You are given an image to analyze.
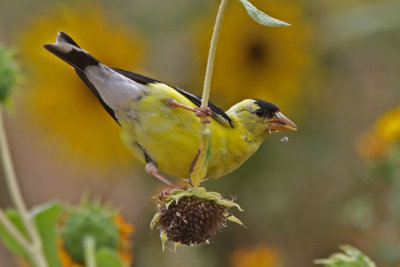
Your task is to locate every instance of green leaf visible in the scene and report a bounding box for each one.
[31,202,62,267]
[160,231,168,252]
[0,209,31,263]
[96,248,123,267]
[225,214,245,227]
[189,128,212,187]
[0,45,19,104]
[150,212,160,230]
[236,0,290,27]
[315,245,376,267]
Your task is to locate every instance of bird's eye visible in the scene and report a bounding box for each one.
[255,109,264,117]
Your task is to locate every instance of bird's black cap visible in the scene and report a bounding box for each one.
[253,99,279,118]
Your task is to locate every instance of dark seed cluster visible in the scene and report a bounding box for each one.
[158,196,227,245]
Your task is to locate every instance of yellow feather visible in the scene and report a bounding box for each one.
[43,32,296,183]
[119,83,263,179]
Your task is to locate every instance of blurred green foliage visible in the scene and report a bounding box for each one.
[32,202,62,267]
[0,209,31,263]
[0,202,61,267]
[0,45,19,104]
[0,200,131,267]
[315,245,376,267]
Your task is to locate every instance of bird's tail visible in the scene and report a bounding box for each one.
[43,32,121,124]
[43,31,100,72]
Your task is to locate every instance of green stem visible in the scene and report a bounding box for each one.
[84,236,97,267]
[189,0,229,186]
[0,110,48,267]
[0,208,32,250]
[200,0,230,111]
[191,0,229,186]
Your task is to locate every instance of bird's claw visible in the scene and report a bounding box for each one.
[195,107,212,122]
[166,98,212,123]
[200,118,211,124]
[160,184,188,198]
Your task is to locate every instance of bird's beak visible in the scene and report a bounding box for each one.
[268,112,297,131]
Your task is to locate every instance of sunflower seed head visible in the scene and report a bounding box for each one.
[151,186,244,247]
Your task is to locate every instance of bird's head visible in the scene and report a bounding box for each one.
[227,99,297,142]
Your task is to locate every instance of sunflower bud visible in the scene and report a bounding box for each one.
[59,201,134,266]
[151,187,243,249]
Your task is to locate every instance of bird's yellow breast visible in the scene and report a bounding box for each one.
[119,83,261,179]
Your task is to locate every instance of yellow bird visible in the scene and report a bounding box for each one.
[43,32,297,187]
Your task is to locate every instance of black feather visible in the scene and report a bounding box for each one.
[43,32,118,124]
[44,32,234,128]
[253,99,279,118]
[56,31,81,47]
[43,43,100,73]
[75,69,119,124]
[111,68,234,128]
[134,141,153,164]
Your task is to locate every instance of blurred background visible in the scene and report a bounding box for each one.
[1,0,400,266]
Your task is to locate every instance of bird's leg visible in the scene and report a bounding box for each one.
[145,162,188,197]
[166,98,211,123]
[145,162,175,187]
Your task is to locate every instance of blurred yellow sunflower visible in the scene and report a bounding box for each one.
[375,105,400,142]
[231,245,283,267]
[357,105,400,159]
[196,0,314,111]
[16,2,146,167]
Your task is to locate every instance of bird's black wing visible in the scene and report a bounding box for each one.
[111,68,234,128]
[44,32,119,124]
[75,69,120,124]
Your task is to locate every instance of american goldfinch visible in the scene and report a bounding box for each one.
[43,32,297,186]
